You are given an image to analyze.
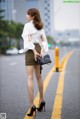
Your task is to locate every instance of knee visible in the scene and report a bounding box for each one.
[27,75,33,80]
[36,75,41,80]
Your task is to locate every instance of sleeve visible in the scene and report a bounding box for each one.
[21,24,35,52]
[40,29,49,52]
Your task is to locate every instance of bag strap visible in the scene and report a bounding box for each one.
[40,65,43,74]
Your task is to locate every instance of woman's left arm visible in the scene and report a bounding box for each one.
[40,29,49,56]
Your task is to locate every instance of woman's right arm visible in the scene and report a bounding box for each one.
[21,24,40,60]
[21,24,35,52]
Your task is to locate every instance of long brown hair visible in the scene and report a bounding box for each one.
[27,8,43,30]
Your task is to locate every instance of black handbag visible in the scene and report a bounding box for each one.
[37,54,51,65]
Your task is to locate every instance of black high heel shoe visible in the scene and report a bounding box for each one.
[37,100,46,112]
[27,105,36,116]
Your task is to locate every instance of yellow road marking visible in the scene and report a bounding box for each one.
[51,50,74,119]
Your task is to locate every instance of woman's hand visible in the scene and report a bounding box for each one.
[33,49,41,61]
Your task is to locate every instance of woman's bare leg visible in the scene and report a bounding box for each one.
[26,66,34,107]
[34,65,43,103]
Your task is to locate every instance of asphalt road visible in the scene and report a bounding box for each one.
[0,47,80,119]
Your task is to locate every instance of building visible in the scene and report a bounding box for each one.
[0,0,16,21]
[53,29,80,43]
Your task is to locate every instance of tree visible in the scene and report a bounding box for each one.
[0,20,9,54]
[47,36,56,45]
[14,22,24,49]
[0,19,24,54]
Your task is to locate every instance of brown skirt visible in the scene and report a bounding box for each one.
[25,44,41,65]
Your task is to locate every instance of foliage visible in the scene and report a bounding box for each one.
[0,19,24,54]
[47,36,56,45]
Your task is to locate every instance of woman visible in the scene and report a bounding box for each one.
[22,8,48,116]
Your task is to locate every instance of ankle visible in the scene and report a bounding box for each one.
[39,99,44,104]
[30,104,34,108]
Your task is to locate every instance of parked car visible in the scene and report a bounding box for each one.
[6,48,19,55]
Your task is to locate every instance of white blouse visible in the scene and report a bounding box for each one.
[21,21,48,53]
